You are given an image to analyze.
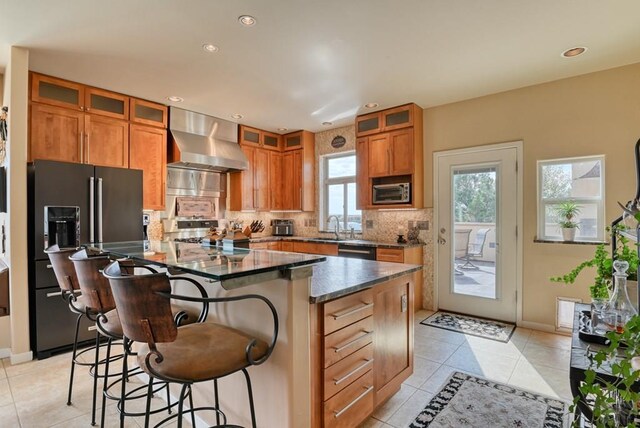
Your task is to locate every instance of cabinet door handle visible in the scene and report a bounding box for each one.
[86,133,90,163]
[334,385,374,418]
[331,302,373,320]
[333,330,373,353]
[79,132,84,162]
[334,358,373,385]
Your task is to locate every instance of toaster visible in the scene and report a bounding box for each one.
[271,219,294,236]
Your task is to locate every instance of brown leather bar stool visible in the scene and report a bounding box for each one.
[44,245,97,409]
[103,260,279,428]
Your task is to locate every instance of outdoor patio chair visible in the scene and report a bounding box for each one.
[459,228,491,270]
[454,229,472,275]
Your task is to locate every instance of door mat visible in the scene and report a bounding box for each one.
[420,311,515,342]
[409,371,569,427]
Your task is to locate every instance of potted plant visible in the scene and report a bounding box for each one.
[555,201,581,241]
[551,227,638,300]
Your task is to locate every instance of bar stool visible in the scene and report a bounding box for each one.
[44,245,97,408]
[103,260,279,428]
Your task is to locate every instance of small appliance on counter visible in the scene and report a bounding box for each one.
[272,219,294,236]
[372,182,411,205]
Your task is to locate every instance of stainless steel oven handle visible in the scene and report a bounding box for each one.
[89,177,95,243]
[97,178,103,243]
[338,249,372,255]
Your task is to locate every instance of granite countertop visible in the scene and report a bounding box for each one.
[309,256,422,303]
[249,236,424,249]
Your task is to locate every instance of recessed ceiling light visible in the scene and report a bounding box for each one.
[364,103,379,109]
[238,15,257,26]
[167,96,183,103]
[561,47,587,58]
[278,127,288,132]
[202,43,219,53]
[231,114,243,120]
[322,121,333,126]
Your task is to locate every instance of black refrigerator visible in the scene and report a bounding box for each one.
[28,159,143,358]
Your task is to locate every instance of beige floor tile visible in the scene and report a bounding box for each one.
[521,342,572,370]
[414,338,459,363]
[372,383,417,422]
[2,352,71,378]
[0,403,20,428]
[414,310,434,323]
[511,326,532,342]
[359,417,385,427]
[461,336,525,360]
[403,356,441,388]
[443,345,518,383]
[419,364,474,394]
[507,358,572,401]
[527,330,572,350]
[0,378,13,407]
[0,363,6,380]
[420,326,467,345]
[386,389,433,428]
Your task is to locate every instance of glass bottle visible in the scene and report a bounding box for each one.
[602,260,638,333]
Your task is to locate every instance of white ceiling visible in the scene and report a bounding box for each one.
[1,0,639,132]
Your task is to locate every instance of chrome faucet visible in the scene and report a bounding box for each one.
[327,215,341,240]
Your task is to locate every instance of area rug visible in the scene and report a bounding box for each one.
[409,372,569,428]
[420,311,515,342]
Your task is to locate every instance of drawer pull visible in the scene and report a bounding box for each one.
[334,385,374,418]
[331,303,373,320]
[46,264,53,269]
[333,331,373,353]
[334,358,373,385]
[46,291,63,297]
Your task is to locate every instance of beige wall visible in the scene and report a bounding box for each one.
[424,62,640,328]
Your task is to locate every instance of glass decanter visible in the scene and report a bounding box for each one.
[601,260,638,333]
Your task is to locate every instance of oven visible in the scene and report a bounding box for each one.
[372,183,410,205]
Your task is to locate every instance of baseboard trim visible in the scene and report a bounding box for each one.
[10,351,33,365]
[0,348,10,359]
[518,320,568,335]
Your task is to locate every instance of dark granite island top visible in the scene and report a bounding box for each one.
[309,256,423,303]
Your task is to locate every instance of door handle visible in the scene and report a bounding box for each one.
[97,178,103,243]
[438,227,447,245]
[89,177,95,243]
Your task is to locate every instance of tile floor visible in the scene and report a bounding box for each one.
[0,309,573,427]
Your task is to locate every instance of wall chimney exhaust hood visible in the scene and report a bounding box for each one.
[167,107,249,172]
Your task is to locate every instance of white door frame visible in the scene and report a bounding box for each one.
[433,141,524,324]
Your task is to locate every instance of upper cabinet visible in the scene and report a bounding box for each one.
[355,103,423,209]
[239,125,282,151]
[31,74,85,111]
[130,98,168,128]
[29,72,169,210]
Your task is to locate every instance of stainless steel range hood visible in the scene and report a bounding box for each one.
[167,107,248,172]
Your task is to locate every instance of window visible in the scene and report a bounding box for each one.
[537,155,605,241]
[320,152,362,232]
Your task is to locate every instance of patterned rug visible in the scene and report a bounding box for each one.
[409,372,569,428]
[420,311,515,342]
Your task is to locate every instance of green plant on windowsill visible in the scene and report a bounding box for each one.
[550,227,638,300]
[572,315,640,427]
[555,201,581,241]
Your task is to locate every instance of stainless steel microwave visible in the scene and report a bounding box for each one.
[372,183,410,204]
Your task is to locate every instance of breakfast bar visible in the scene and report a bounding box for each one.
[88,240,422,427]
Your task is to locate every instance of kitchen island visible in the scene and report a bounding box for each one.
[89,240,422,427]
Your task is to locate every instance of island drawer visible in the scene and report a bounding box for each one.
[323,288,374,334]
[376,248,404,263]
[323,369,373,428]
[324,342,373,400]
[324,316,373,368]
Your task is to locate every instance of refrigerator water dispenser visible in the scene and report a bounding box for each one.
[44,206,80,249]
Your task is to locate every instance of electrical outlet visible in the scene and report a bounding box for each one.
[366,220,374,229]
[417,221,429,230]
[408,220,414,229]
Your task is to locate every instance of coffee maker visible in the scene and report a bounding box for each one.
[44,206,80,249]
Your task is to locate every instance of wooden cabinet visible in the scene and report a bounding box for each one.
[313,275,414,427]
[31,74,84,111]
[130,98,167,128]
[376,246,424,311]
[84,115,129,168]
[355,103,423,209]
[129,125,167,210]
[270,152,284,210]
[281,241,295,252]
[29,103,84,163]
[239,126,282,151]
[292,241,338,256]
[85,87,129,120]
[229,146,270,211]
[373,276,413,406]
[232,127,314,212]
[249,241,282,251]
